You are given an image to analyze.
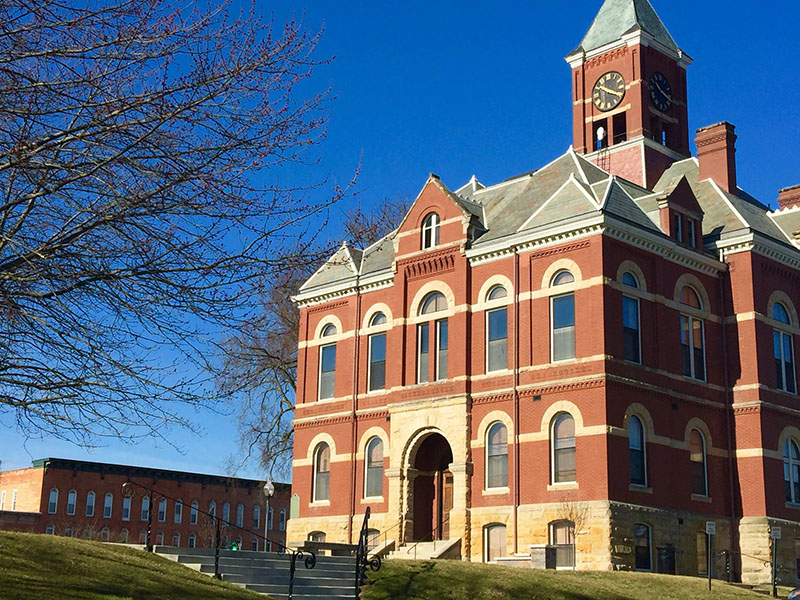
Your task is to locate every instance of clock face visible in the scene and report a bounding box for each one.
[592,72,626,112]
[649,72,673,112]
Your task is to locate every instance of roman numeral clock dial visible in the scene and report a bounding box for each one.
[592,71,625,112]
[649,71,673,112]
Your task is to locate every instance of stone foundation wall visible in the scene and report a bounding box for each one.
[739,516,800,587]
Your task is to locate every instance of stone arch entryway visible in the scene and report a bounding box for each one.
[403,430,454,542]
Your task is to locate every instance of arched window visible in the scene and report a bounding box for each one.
[139,530,146,544]
[774,303,796,393]
[366,528,381,551]
[486,286,508,372]
[313,443,331,502]
[188,533,196,548]
[629,416,646,486]
[279,509,286,531]
[158,497,167,522]
[172,532,180,547]
[253,505,261,529]
[156,531,164,545]
[634,524,652,571]
[64,526,73,538]
[119,528,129,543]
[784,439,800,504]
[308,531,326,542]
[484,524,507,563]
[103,492,113,518]
[48,488,59,514]
[174,499,182,524]
[365,437,384,498]
[421,213,440,250]
[222,502,230,524]
[689,429,708,496]
[208,500,216,520]
[680,286,705,380]
[86,491,96,518]
[418,292,448,383]
[236,503,244,528]
[101,527,110,542]
[45,523,55,535]
[551,413,576,483]
[622,272,641,363]
[122,495,131,521]
[549,520,575,568]
[67,490,77,516]
[190,501,199,525]
[486,422,508,489]
[267,507,273,530]
[551,271,576,361]
[318,324,337,400]
[368,313,387,392]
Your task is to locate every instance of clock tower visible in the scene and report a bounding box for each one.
[566,0,692,188]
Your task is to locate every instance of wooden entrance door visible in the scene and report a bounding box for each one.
[441,470,453,539]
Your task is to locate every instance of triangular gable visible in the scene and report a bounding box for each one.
[663,175,703,217]
[602,177,662,232]
[518,174,600,232]
[299,243,360,292]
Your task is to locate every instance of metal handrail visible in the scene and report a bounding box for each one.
[404,516,450,560]
[354,507,381,597]
[379,517,403,546]
[121,479,315,600]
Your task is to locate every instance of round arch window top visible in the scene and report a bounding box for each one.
[420,292,447,315]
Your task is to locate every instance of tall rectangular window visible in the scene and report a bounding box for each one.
[681,315,705,380]
[622,296,640,363]
[318,343,336,400]
[674,213,683,243]
[267,507,273,530]
[368,333,386,392]
[103,493,113,518]
[634,524,652,571]
[174,500,182,524]
[122,497,131,521]
[552,294,576,361]
[436,319,448,381]
[417,323,430,384]
[158,498,166,522]
[775,330,796,394]
[1,491,6,510]
[141,496,149,521]
[687,218,697,248]
[487,308,508,372]
[279,509,286,531]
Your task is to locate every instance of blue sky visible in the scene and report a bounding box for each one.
[2,0,798,481]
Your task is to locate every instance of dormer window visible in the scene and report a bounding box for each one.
[673,213,683,243]
[421,213,440,250]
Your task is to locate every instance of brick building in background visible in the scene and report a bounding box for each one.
[287,0,800,586]
[0,458,290,551]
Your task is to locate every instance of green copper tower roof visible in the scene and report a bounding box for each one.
[574,0,680,55]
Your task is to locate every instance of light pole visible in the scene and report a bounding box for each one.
[263,480,275,552]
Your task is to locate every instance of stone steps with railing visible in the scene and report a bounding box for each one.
[154,545,358,599]
[387,537,461,561]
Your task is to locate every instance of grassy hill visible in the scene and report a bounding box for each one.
[0,531,261,600]
[364,559,786,600]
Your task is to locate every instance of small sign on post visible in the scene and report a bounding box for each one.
[772,526,781,598]
[705,522,715,592]
[771,526,782,540]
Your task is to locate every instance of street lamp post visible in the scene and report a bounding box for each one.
[263,480,275,552]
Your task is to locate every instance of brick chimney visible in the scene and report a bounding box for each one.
[695,122,737,193]
[778,185,800,210]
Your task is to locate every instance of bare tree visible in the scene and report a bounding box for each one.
[0,0,353,444]
[218,197,410,479]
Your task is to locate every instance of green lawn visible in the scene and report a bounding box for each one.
[0,531,262,600]
[363,559,788,600]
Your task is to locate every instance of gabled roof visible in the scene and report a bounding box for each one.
[298,242,362,292]
[573,0,680,55]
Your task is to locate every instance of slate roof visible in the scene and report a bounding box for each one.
[572,0,680,55]
[299,147,798,298]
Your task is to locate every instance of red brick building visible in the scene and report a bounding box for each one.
[287,0,800,585]
[0,458,290,551]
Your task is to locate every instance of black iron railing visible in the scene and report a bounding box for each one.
[354,507,381,597]
[121,480,315,600]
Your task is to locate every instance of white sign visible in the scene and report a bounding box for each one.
[705,521,716,535]
[771,527,782,540]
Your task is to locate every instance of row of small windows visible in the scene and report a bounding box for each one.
[480,414,709,496]
[317,271,797,398]
[312,437,385,503]
[42,525,274,550]
[44,490,282,529]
